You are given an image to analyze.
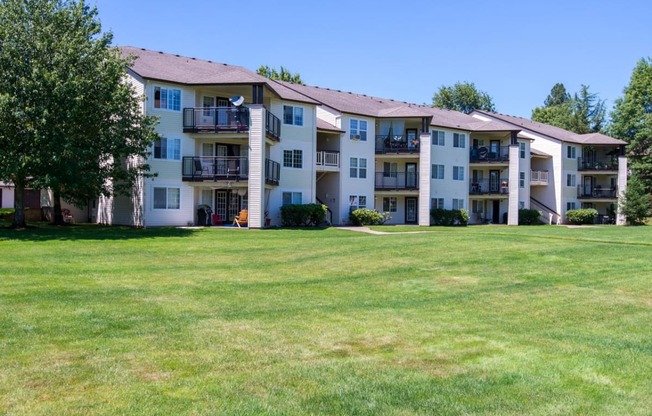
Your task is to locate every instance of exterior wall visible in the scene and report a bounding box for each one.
[429,128,470,211]
[561,142,580,218]
[616,155,627,225]
[0,184,14,209]
[522,131,562,216]
[517,140,532,210]
[316,106,341,129]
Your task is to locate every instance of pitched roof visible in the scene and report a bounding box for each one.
[317,119,344,133]
[473,110,626,145]
[119,46,318,105]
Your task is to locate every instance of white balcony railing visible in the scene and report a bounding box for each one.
[531,170,549,185]
[316,151,340,168]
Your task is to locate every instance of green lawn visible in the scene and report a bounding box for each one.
[1,224,651,415]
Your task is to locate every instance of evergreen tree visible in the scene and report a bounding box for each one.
[532,84,605,134]
[620,177,651,225]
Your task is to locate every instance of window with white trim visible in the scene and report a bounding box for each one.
[283,105,303,126]
[567,201,577,211]
[282,192,302,205]
[431,198,444,209]
[153,187,180,210]
[383,197,397,212]
[383,162,398,178]
[519,171,525,188]
[350,119,368,141]
[566,174,576,187]
[283,149,303,168]
[452,198,464,210]
[431,164,444,179]
[153,138,181,160]
[154,86,181,111]
[453,133,466,148]
[566,145,577,159]
[350,157,367,178]
[520,142,526,159]
[349,195,367,211]
[453,166,465,181]
[431,130,445,146]
[519,201,525,209]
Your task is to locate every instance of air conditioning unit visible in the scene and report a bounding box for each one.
[350,134,361,141]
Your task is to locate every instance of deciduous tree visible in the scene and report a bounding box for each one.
[532,83,605,134]
[257,65,304,84]
[432,81,495,114]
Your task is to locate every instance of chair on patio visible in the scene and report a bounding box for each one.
[62,209,74,223]
[194,159,209,178]
[233,209,248,227]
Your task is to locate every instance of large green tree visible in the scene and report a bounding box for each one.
[257,65,304,84]
[532,83,606,134]
[432,81,495,114]
[0,0,159,227]
[610,57,652,192]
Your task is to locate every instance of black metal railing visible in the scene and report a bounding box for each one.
[375,171,419,190]
[265,159,280,185]
[182,156,248,181]
[265,109,281,141]
[578,157,618,171]
[183,107,250,133]
[375,135,420,154]
[577,185,618,199]
[469,178,510,195]
[470,146,510,162]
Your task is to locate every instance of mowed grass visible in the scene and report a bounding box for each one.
[0,224,651,415]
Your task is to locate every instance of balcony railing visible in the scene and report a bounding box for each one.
[469,178,509,195]
[182,156,248,181]
[375,135,420,154]
[375,171,419,190]
[577,185,618,199]
[265,109,281,141]
[183,107,250,133]
[531,170,549,184]
[316,151,340,168]
[578,157,618,171]
[265,159,280,186]
[470,146,510,163]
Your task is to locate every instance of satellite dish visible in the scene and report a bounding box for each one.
[230,96,245,106]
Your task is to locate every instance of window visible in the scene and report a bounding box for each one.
[519,171,525,188]
[350,157,367,178]
[431,130,445,146]
[153,138,181,160]
[520,142,526,159]
[431,198,444,209]
[383,197,397,212]
[567,145,577,159]
[567,202,577,211]
[452,198,464,210]
[154,86,181,111]
[431,164,445,179]
[282,192,302,205]
[519,201,525,209]
[453,133,466,148]
[566,174,576,187]
[153,187,180,210]
[283,105,303,126]
[472,200,483,213]
[350,119,368,141]
[283,149,303,168]
[383,162,398,178]
[349,195,367,211]
[453,166,465,181]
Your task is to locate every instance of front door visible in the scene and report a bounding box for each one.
[492,200,500,224]
[490,140,501,159]
[216,97,230,127]
[405,197,417,223]
[583,176,593,197]
[489,170,500,193]
[405,163,417,189]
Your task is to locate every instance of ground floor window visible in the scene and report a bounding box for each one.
[567,201,577,211]
[349,195,367,211]
[431,198,444,209]
[282,192,302,205]
[452,198,464,210]
[383,197,397,212]
[472,200,483,213]
[153,187,180,210]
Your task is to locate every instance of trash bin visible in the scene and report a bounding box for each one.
[197,208,207,226]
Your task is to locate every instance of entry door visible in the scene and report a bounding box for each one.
[406,163,417,189]
[492,200,500,224]
[583,176,593,197]
[405,197,418,223]
[216,97,230,127]
[489,170,500,193]
[215,145,228,176]
[490,140,500,159]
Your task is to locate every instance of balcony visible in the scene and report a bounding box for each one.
[316,150,340,172]
[182,156,280,186]
[577,185,618,199]
[469,178,509,195]
[375,171,419,190]
[265,109,281,141]
[375,135,420,154]
[578,157,618,172]
[183,107,249,134]
[470,146,510,163]
[531,170,549,186]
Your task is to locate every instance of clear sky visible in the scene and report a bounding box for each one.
[91,0,650,119]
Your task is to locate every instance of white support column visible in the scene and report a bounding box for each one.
[508,144,520,225]
[418,132,431,226]
[247,105,265,229]
[616,155,628,225]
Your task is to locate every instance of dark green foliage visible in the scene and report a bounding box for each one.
[620,177,651,225]
[432,82,495,114]
[566,208,599,225]
[257,65,304,84]
[544,83,571,107]
[518,209,543,225]
[430,208,468,226]
[532,84,606,134]
[281,204,327,227]
[349,208,388,226]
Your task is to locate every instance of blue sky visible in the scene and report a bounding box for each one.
[92,0,650,119]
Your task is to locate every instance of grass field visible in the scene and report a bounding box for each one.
[1,223,651,415]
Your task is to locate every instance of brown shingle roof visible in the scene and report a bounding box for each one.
[317,119,344,133]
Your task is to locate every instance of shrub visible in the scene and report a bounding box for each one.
[566,208,598,225]
[430,208,468,226]
[281,203,327,227]
[518,209,542,225]
[620,177,651,225]
[349,208,389,226]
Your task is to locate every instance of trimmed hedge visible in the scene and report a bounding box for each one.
[430,208,468,226]
[281,203,327,227]
[349,208,390,226]
[518,209,542,225]
[566,208,598,225]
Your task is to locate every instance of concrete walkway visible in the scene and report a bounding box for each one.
[335,226,431,235]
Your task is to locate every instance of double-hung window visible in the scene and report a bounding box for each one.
[453,133,466,148]
[431,198,444,209]
[431,164,445,179]
[350,119,368,141]
[383,197,397,212]
[154,86,181,111]
[283,105,303,126]
[519,171,525,188]
[283,150,303,168]
[567,201,577,211]
[349,195,367,211]
[452,199,464,210]
[453,166,465,181]
[567,145,577,159]
[153,187,180,210]
[154,138,181,160]
[566,174,576,187]
[431,130,445,146]
[350,157,367,178]
[282,192,302,205]
[520,142,526,159]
